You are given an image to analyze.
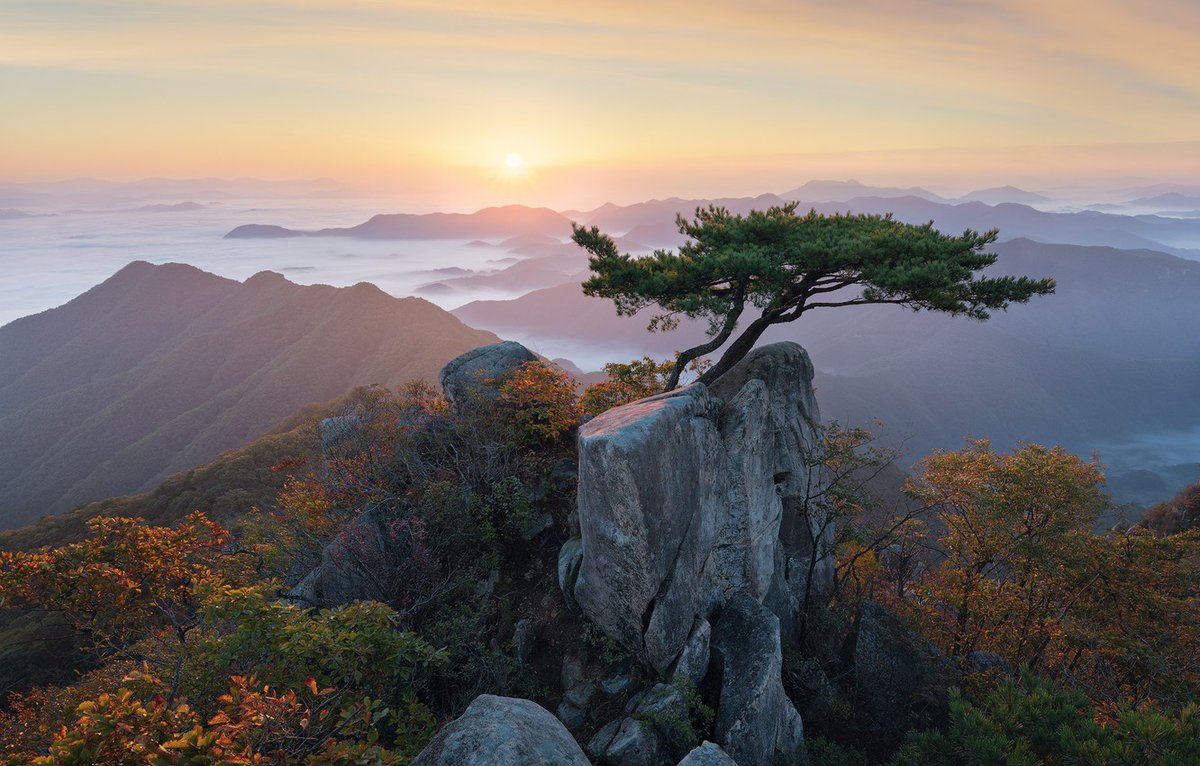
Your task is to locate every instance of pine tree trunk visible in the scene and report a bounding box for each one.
[696,314,777,386]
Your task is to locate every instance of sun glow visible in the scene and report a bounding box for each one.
[497,151,532,184]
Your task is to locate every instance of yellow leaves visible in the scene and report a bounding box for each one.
[580,357,674,416]
[0,512,236,661]
[909,439,1109,571]
[891,438,1200,709]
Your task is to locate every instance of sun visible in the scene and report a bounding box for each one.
[498,152,531,182]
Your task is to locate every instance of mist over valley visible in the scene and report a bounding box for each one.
[2,178,1198,517]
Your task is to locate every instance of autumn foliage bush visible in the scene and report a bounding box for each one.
[819,437,1200,715]
[6,360,1200,763]
[239,362,582,712]
[0,512,444,763]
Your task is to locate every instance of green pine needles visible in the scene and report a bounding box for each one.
[572,202,1056,390]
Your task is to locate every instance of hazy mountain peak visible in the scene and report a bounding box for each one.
[227,204,572,241]
[784,179,945,202]
[959,186,1051,205]
[0,262,499,528]
[244,269,289,284]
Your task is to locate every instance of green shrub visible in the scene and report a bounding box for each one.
[894,673,1200,766]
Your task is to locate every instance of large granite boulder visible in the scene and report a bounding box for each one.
[439,340,537,403]
[410,694,590,766]
[710,595,807,766]
[851,602,960,753]
[573,342,824,674]
[677,742,739,765]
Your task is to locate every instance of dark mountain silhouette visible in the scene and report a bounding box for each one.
[226,204,572,240]
[417,242,590,296]
[226,191,1200,257]
[454,238,1200,503]
[225,223,303,238]
[418,253,588,296]
[568,193,787,236]
[0,262,498,528]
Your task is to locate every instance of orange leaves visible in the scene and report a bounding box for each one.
[908,439,1108,577]
[496,361,581,443]
[7,658,419,765]
[881,439,1200,709]
[579,357,673,416]
[0,512,233,657]
[274,476,336,536]
[19,673,365,765]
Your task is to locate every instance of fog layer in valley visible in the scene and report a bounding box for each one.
[2,178,1198,515]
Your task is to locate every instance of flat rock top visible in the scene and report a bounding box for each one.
[580,384,716,440]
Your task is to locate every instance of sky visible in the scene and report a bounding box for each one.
[3,0,1199,207]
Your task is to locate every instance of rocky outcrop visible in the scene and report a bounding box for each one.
[678,742,740,765]
[851,602,960,752]
[439,340,537,402]
[710,595,806,766]
[572,342,823,674]
[410,694,590,766]
[706,343,830,641]
[558,538,584,609]
[291,341,540,607]
[288,500,391,606]
[966,649,1010,676]
[670,617,712,683]
[557,655,597,731]
[588,682,693,766]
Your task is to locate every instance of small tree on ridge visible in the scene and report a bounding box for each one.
[571,202,1056,390]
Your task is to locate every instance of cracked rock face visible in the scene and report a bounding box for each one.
[573,342,825,674]
[711,595,807,766]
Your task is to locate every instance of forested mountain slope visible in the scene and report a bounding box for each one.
[0,262,497,527]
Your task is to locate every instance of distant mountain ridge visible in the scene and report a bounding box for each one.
[957,185,1051,205]
[0,262,498,528]
[222,184,1200,258]
[782,179,948,202]
[565,194,1200,257]
[226,204,571,240]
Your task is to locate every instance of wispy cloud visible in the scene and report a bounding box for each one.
[2,0,1196,186]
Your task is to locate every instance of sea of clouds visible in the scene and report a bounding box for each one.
[0,197,542,327]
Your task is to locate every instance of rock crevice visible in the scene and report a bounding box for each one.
[573,342,826,673]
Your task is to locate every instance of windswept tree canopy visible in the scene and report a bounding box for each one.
[572,203,1056,389]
